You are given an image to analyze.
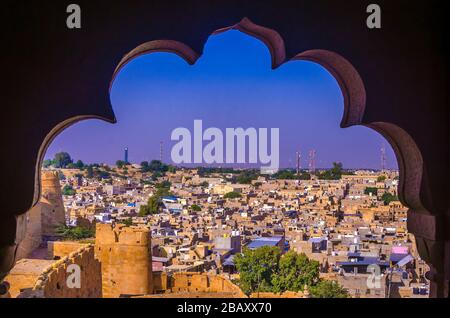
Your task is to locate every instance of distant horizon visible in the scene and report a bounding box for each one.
[46,30,398,170]
[44,152,398,172]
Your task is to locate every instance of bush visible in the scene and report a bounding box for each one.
[224,191,242,199]
[56,225,95,241]
[310,280,349,298]
[62,185,76,196]
[377,175,386,182]
[364,187,378,196]
[381,192,398,205]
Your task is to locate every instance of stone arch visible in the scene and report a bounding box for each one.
[34,115,116,208]
[106,17,423,213]
[23,17,434,296]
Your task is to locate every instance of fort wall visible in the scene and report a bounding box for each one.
[153,272,247,297]
[7,244,101,298]
[95,224,153,297]
[48,241,90,259]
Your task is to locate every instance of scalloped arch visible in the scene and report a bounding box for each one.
[35,17,425,217]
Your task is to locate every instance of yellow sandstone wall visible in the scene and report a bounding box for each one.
[48,241,89,259]
[40,171,66,237]
[15,171,67,260]
[15,203,42,260]
[95,224,153,298]
[7,244,101,298]
[160,272,247,297]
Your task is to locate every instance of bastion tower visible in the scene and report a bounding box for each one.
[40,171,66,238]
[16,171,66,259]
[95,224,153,298]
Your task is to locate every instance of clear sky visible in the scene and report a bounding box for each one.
[46,30,397,170]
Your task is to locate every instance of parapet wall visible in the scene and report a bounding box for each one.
[154,272,247,298]
[48,241,89,259]
[21,244,102,298]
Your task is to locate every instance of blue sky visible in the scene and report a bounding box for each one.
[46,30,397,170]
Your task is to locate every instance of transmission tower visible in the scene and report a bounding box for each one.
[308,150,316,173]
[160,141,163,163]
[296,151,302,175]
[380,143,387,171]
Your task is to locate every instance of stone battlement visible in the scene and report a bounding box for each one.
[8,244,101,298]
[30,244,101,298]
[153,272,247,298]
[95,223,150,246]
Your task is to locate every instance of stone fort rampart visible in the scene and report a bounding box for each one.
[17,244,101,298]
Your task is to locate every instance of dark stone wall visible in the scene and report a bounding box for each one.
[0,0,448,295]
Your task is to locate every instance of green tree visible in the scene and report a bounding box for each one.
[271,251,320,293]
[272,169,297,180]
[168,165,177,173]
[74,160,85,169]
[141,160,169,173]
[272,170,311,180]
[234,246,281,294]
[298,173,311,180]
[200,181,209,188]
[122,218,133,227]
[147,196,160,214]
[236,170,259,184]
[156,180,172,189]
[150,160,168,172]
[138,205,151,216]
[53,152,73,168]
[330,162,343,178]
[364,187,378,196]
[86,165,94,178]
[235,246,348,297]
[62,185,76,196]
[224,191,242,199]
[377,175,387,182]
[381,192,398,205]
[95,169,110,180]
[43,159,54,168]
[139,186,172,216]
[56,225,95,241]
[309,280,349,298]
[116,160,126,169]
[318,162,343,180]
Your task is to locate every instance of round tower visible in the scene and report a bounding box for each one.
[95,224,153,298]
[40,171,66,238]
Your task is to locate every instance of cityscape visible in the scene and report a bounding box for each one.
[1,0,447,309]
[2,29,431,299]
[4,145,429,298]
